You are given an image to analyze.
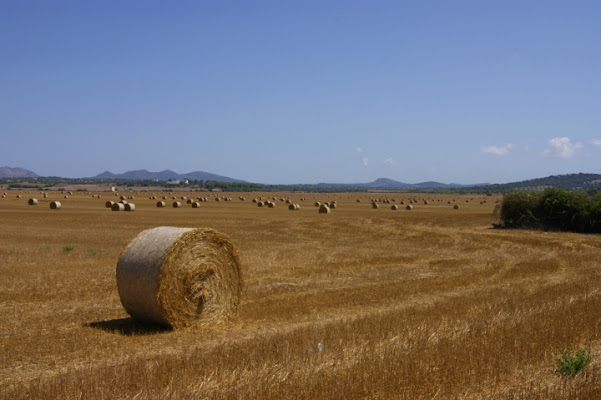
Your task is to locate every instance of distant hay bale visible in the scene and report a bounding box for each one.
[319,204,331,214]
[64,195,69,199]
[314,202,321,207]
[116,226,243,328]
[157,201,166,208]
[187,199,193,204]
[50,201,61,209]
[119,200,128,205]
[372,202,379,209]
[268,202,275,208]
[28,198,38,205]
[406,205,413,210]
[454,204,460,210]
[106,200,115,208]
[252,198,258,203]
[173,201,182,208]
[288,204,300,210]
[16,194,21,198]
[43,193,48,198]
[112,203,125,211]
[330,203,337,209]
[257,201,264,207]
[192,202,200,208]
[125,203,136,211]
[120,195,126,200]
[356,199,361,202]
[391,204,399,210]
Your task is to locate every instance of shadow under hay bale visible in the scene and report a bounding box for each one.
[85,317,172,336]
[116,227,243,329]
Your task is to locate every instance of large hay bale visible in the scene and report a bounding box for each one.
[106,200,115,208]
[406,204,413,210]
[112,202,125,211]
[319,204,330,214]
[125,203,136,211]
[50,201,61,209]
[157,201,166,208]
[28,198,38,205]
[173,201,182,208]
[391,204,399,210]
[192,202,201,208]
[116,227,243,328]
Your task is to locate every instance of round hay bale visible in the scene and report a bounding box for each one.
[391,204,399,210]
[454,204,460,210]
[257,201,264,207]
[50,201,61,209]
[268,201,275,208]
[173,201,182,208]
[372,202,379,209]
[406,204,413,210]
[112,202,125,211]
[125,203,136,211]
[192,202,200,208]
[187,199,193,204]
[28,198,38,205]
[106,200,115,208]
[116,226,243,328]
[252,198,257,203]
[319,204,330,214]
[43,193,48,198]
[157,201,166,208]
[288,204,297,210]
[294,204,300,210]
[314,202,321,207]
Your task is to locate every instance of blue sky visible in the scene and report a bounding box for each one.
[1,1,599,184]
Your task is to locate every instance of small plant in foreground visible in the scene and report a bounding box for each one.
[87,248,97,256]
[554,347,594,376]
[62,245,75,253]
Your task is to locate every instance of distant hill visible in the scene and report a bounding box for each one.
[0,166,39,178]
[473,173,601,192]
[90,169,246,183]
[358,178,484,190]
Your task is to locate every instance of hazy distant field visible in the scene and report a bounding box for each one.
[1,190,601,399]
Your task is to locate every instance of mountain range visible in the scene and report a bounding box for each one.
[0,166,39,178]
[1,167,600,191]
[90,169,246,183]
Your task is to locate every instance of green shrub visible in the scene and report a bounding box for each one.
[535,188,589,232]
[499,192,542,229]
[62,245,75,252]
[499,188,601,233]
[554,347,593,376]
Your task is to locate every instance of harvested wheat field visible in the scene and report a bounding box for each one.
[1,191,601,399]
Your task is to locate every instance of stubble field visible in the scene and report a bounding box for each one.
[1,190,601,399]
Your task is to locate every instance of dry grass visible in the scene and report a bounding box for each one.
[1,191,601,399]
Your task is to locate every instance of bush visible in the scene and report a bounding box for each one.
[499,192,542,229]
[554,347,594,376]
[535,188,589,232]
[499,188,601,233]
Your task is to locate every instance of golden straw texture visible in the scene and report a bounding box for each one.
[116,227,242,328]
